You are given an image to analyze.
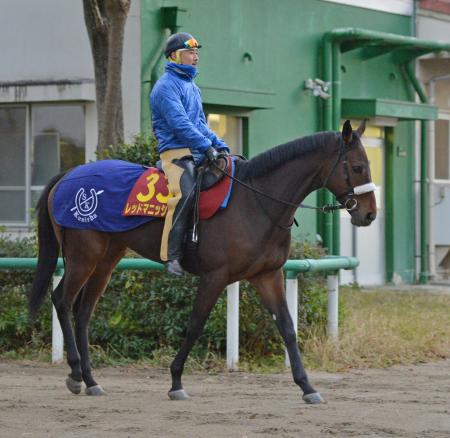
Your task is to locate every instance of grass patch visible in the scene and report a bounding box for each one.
[303,287,450,372]
[4,287,450,375]
[0,345,51,363]
[89,287,450,374]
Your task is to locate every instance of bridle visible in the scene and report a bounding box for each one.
[320,136,376,212]
[211,136,376,214]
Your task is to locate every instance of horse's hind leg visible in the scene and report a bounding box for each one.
[249,268,324,404]
[74,243,126,395]
[169,272,227,400]
[52,229,108,394]
[52,267,95,394]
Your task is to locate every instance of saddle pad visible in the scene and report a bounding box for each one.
[53,158,235,232]
[199,155,234,219]
[122,155,234,220]
[53,160,154,232]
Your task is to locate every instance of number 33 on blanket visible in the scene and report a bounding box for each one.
[122,168,170,218]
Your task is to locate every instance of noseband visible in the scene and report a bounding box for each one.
[339,181,377,211]
[321,138,376,212]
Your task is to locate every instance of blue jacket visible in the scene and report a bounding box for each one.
[150,63,229,158]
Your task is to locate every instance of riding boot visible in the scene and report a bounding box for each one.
[165,157,196,276]
[166,259,184,276]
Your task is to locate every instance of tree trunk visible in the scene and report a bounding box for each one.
[83,0,131,154]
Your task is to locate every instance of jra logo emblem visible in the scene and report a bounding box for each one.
[70,187,104,223]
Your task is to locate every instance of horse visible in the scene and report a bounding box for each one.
[29,120,376,404]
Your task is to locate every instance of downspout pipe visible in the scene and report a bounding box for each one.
[404,62,429,284]
[332,42,341,256]
[321,33,335,254]
[140,27,171,133]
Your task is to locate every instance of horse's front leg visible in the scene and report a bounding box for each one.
[169,272,227,400]
[249,268,324,404]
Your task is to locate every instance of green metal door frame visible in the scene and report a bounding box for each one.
[384,127,395,283]
[321,27,450,283]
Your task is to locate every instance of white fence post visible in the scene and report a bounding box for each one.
[285,274,298,367]
[327,274,339,340]
[226,282,239,371]
[52,274,64,364]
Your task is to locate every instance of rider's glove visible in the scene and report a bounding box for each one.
[205,146,220,162]
[217,147,229,156]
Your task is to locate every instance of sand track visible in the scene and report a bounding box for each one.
[1,360,450,437]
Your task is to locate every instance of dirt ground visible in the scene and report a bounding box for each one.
[1,360,450,438]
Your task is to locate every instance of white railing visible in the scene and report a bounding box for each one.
[50,273,341,369]
[0,257,354,369]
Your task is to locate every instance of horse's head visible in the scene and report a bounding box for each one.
[324,120,377,226]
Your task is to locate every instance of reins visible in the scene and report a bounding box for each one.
[187,136,376,242]
[212,160,344,213]
[210,143,348,214]
[211,136,376,216]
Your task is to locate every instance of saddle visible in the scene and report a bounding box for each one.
[123,155,235,221]
[155,154,229,190]
[198,155,230,189]
[189,155,229,242]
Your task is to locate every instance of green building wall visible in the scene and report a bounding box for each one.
[141,0,416,283]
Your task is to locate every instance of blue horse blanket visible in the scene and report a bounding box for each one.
[53,158,235,232]
[53,160,154,232]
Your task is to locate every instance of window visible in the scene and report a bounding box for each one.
[435,119,450,180]
[206,113,243,156]
[0,104,86,226]
[0,106,27,222]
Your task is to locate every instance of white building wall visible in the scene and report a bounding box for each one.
[417,12,450,44]
[0,0,141,142]
[320,0,413,16]
[123,0,142,140]
[0,0,93,82]
[417,8,450,281]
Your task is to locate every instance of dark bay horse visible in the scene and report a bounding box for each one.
[29,120,376,404]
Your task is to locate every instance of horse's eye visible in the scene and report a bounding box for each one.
[352,165,363,174]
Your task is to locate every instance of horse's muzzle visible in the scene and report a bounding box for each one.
[367,211,377,223]
[351,210,377,226]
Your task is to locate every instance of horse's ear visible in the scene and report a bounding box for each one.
[356,119,366,137]
[342,120,352,144]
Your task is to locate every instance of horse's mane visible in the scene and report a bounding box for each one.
[238,131,336,180]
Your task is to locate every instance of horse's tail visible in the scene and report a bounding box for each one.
[29,172,66,321]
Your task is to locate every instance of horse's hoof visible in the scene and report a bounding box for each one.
[168,389,189,400]
[65,376,82,395]
[85,385,106,396]
[302,392,325,404]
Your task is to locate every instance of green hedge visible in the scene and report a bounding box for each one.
[0,235,328,360]
[0,134,331,362]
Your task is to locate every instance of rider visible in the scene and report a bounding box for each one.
[150,32,229,276]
